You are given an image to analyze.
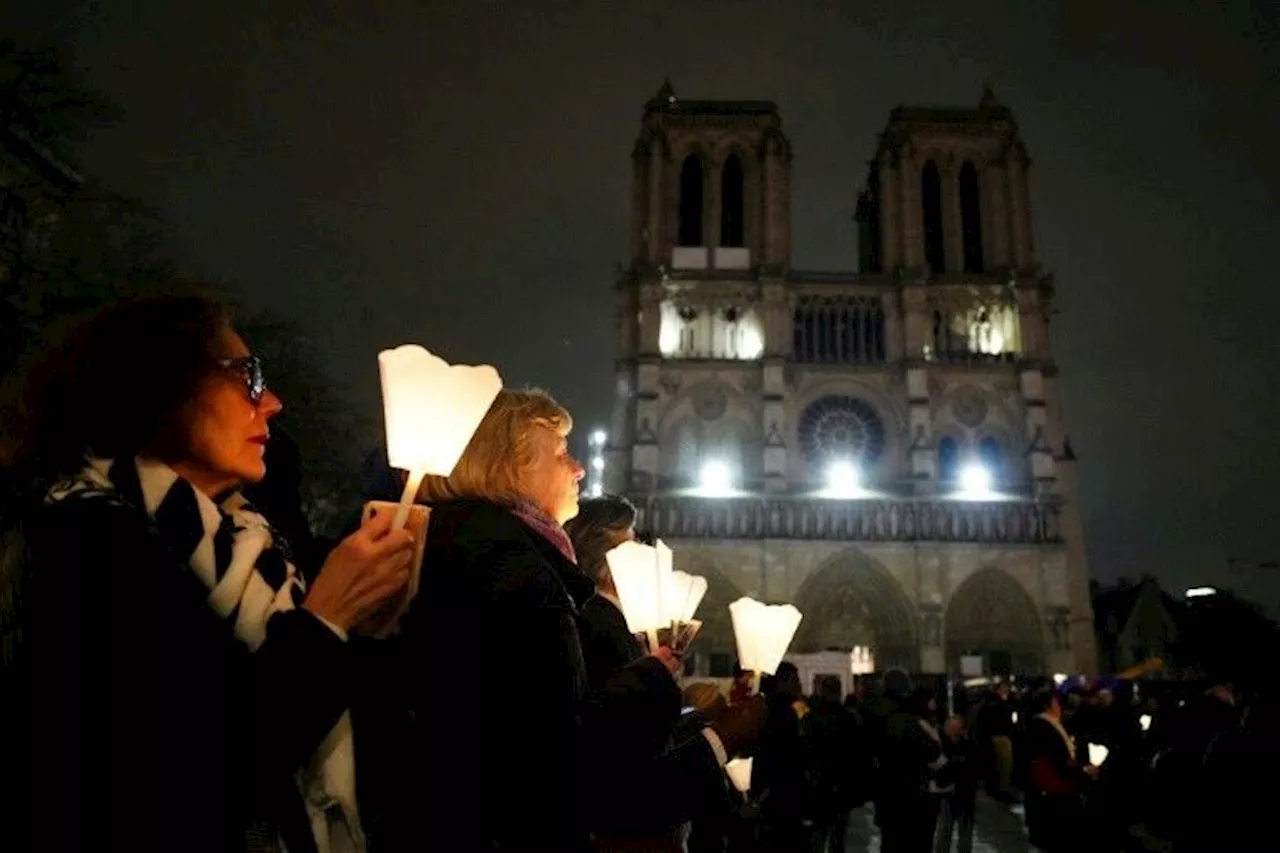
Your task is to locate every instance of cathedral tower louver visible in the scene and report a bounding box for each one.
[607,83,1096,678]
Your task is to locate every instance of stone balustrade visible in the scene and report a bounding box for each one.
[630,493,1062,544]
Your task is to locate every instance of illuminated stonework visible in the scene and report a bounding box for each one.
[608,84,1096,677]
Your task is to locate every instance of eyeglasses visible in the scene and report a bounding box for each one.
[216,354,267,405]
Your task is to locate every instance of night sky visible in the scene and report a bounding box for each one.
[6,1,1278,608]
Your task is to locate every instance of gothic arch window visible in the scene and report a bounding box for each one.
[797,396,887,470]
[937,435,960,482]
[678,154,704,247]
[921,160,945,273]
[719,154,744,247]
[959,161,984,273]
[978,436,1004,483]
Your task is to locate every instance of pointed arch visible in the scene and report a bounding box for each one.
[959,161,984,273]
[792,550,918,671]
[921,160,945,273]
[678,153,704,247]
[945,568,1044,675]
[719,154,745,247]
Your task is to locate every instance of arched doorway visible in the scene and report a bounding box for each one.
[792,551,918,672]
[945,568,1044,676]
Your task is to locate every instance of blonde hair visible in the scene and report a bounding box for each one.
[418,387,572,506]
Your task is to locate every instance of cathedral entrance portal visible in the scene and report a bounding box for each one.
[792,551,918,672]
[944,568,1045,676]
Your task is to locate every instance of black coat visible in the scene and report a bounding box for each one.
[2,495,349,852]
[579,593,644,689]
[391,499,690,852]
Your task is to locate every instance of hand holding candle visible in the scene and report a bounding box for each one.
[377,344,502,529]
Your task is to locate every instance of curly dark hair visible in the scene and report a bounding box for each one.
[564,494,637,586]
[5,293,231,481]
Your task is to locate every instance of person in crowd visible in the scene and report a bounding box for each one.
[566,494,761,850]
[977,680,1016,803]
[803,674,869,853]
[393,389,752,851]
[877,685,945,853]
[752,661,810,851]
[1145,675,1240,848]
[932,716,978,853]
[564,494,644,687]
[0,295,415,852]
[1024,688,1096,853]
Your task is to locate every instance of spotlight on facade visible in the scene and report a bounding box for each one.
[957,463,993,498]
[824,459,862,498]
[698,459,735,496]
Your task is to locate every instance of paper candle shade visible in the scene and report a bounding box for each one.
[729,597,803,676]
[1139,714,1152,732]
[725,757,753,794]
[666,571,708,623]
[606,539,674,634]
[1088,743,1109,767]
[377,345,502,477]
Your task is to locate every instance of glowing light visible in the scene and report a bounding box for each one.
[1185,586,1217,598]
[591,456,604,471]
[738,324,764,359]
[590,429,607,448]
[824,459,862,497]
[1053,673,1068,686]
[958,463,993,497]
[698,459,735,496]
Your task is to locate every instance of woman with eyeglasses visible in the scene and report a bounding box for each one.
[0,294,414,852]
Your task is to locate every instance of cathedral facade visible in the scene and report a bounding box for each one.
[605,83,1097,678]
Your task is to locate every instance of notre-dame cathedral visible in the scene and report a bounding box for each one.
[602,82,1097,678]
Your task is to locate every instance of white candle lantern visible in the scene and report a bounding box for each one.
[666,571,708,623]
[725,756,753,795]
[606,539,674,650]
[377,344,502,528]
[729,597,803,678]
[1088,742,1109,767]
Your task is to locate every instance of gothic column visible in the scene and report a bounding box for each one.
[647,137,664,264]
[879,158,901,270]
[1008,145,1033,271]
[899,147,923,270]
[882,289,904,361]
[903,284,935,491]
[981,159,1011,269]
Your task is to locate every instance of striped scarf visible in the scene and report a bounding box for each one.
[46,457,364,853]
[45,457,305,650]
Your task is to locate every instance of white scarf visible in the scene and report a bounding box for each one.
[47,458,364,853]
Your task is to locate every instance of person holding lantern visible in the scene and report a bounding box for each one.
[0,294,417,852]
[566,495,766,850]
[388,389,690,851]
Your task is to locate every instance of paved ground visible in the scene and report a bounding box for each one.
[845,795,1033,853]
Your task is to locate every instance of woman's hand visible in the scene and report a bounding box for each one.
[304,509,416,633]
[653,645,683,678]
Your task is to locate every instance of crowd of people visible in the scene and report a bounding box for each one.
[0,293,1275,852]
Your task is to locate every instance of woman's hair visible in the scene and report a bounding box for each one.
[4,293,230,480]
[563,494,637,585]
[417,387,571,507]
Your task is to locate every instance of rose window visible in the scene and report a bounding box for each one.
[797,396,886,467]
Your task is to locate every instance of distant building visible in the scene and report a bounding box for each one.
[607,82,1096,677]
[1092,577,1185,676]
